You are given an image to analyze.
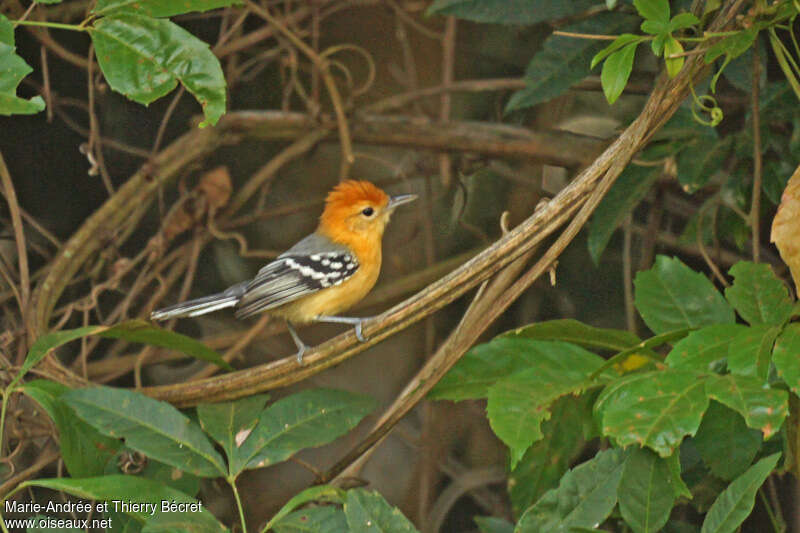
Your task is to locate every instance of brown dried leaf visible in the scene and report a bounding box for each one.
[770,163,800,292]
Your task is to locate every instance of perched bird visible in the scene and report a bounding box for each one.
[150,180,417,363]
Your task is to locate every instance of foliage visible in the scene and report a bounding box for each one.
[432,256,794,532]
[10,326,381,531]
[1,1,232,125]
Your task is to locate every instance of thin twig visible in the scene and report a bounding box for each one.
[0,152,30,343]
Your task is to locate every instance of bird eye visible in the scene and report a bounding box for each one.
[361,207,374,217]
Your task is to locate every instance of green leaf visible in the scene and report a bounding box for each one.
[665,450,692,499]
[264,485,345,530]
[516,449,626,532]
[141,510,227,533]
[596,369,709,456]
[724,262,793,326]
[705,28,758,65]
[197,394,268,471]
[235,389,375,473]
[692,401,761,481]
[669,12,700,31]
[618,447,675,533]
[344,489,419,533]
[506,13,638,111]
[430,337,575,402]
[501,319,640,352]
[634,0,670,23]
[90,13,225,127]
[23,380,120,478]
[19,321,230,392]
[700,453,781,533]
[486,342,608,467]
[588,164,661,263]
[0,43,45,115]
[266,485,345,531]
[509,396,594,515]
[474,516,514,533]
[773,324,800,397]
[634,256,735,335]
[114,451,201,496]
[704,374,788,439]
[664,36,685,78]
[726,325,780,380]
[0,15,14,46]
[273,506,349,533]
[94,0,240,17]
[63,386,226,478]
[20,476,225,529]
[591,33,642,69]
[601,41,639,105]
[675,136,729,193]
[426,0,595,25]
[664,324,747,372]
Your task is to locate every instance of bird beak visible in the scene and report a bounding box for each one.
[388,193,418,210]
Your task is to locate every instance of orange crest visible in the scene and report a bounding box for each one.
[323,180,389,213]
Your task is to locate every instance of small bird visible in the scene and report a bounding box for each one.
[150,180,417,363]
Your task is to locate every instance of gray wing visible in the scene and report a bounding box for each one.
[235,233,359,318]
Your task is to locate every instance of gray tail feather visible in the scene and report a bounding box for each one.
[150,282,248,321]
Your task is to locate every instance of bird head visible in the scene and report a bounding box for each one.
[319,180,417,243]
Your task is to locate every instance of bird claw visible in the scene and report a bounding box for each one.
[295,345,306,364]
[354,320,367,342]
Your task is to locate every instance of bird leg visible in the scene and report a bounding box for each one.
[286,321,309,363]
[315,315,369,342]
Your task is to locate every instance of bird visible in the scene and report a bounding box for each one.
[150,180,417,363]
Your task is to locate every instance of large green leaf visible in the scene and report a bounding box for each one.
[23,380,120,478]
[90,13,225,127]
[63,387,226,478]
[501,319,640,352]
[700,453,781,533]
[235,389,375,473]
[93,0,240,17]
[0,42,45,115]
[634,256,735,334]
[634,0,670,24]
[273,506,349,533]
[595,369,709,456]
[18,320,230,391]
[724,262,793,326]
[704,374,788,439]
[589,164,661,264]
[197,394,269,472]
[430,337,566,402]
[618,447,675,533]
[772,323,800,396]
[516,449,626,533]
[506,13,638,112]
[343,489,419,533]
[726,324,780,380]
[486,341,608,467]
[664,324,746,372]
[426,0,595,24]
[509,396,594,516]
[20,476,225,529]
[692,401,761,481]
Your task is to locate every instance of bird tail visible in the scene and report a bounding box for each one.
[150,282,247,321]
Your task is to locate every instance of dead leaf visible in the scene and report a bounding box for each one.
[770,163,800,292]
